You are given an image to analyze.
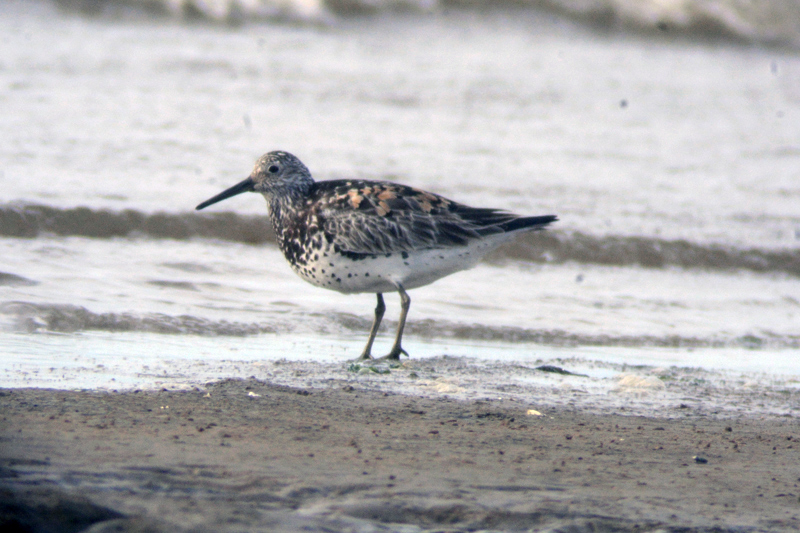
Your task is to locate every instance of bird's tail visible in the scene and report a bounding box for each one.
[499,215,558,233]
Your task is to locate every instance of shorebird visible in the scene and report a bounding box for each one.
[197,151,556,361]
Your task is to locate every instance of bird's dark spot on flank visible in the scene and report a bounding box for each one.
[385,253,392,258]
[365,273,369,277]
[329,263,334,267]
[314,254,319,261]
[321,269,326,274]
[401,251,409,259]
[336,278,342,283]
[404,262,409,266]
[338,249,370,262]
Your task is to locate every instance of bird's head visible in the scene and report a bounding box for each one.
[196,151,313,210]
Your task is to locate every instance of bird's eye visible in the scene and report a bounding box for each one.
[268,165,280,174]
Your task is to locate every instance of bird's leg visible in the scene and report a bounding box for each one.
[357,293,385,361]
[384,285,410,360]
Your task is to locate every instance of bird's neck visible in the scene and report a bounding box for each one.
[265,191,306,237]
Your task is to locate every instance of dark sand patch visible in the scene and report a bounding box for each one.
[1,380,798,532]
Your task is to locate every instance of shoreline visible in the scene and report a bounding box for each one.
[1,378,798,532]
[4,348,798,421]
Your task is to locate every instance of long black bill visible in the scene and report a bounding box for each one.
[196,178,256,210]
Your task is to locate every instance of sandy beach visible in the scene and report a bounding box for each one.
[2,376,798,532]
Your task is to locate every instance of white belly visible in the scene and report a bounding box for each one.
[288,234,511,294]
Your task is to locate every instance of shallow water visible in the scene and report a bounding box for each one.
[1,0,799,415]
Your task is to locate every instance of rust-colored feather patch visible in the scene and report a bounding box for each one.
[347,189,363,209]
[376,201,391,216]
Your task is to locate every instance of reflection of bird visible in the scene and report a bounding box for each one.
[197,151,557,360]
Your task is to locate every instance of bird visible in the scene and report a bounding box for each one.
[196,151,557,361]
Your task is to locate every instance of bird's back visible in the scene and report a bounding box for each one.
[305,179,555,254]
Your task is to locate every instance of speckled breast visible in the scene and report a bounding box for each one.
[283,240,399,294]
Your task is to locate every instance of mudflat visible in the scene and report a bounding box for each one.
[1,378,798,532]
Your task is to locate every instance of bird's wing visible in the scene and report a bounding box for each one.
[313,180,518,255]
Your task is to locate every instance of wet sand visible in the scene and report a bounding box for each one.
[1,378,798,532]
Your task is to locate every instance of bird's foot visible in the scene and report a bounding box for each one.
[353,352,374,363]
[373,346,408,362]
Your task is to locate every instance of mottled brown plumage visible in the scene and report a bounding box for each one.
[197,151,557,360]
